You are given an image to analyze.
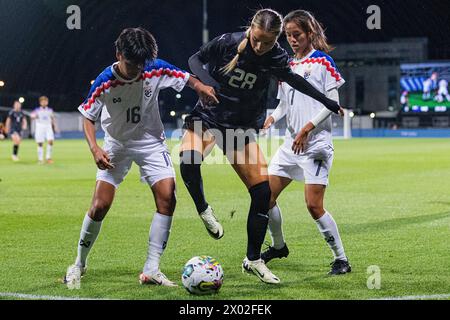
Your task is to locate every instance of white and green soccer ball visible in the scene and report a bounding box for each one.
[181,256,224,295]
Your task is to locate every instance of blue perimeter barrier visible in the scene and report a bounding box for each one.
[350,128,450,138]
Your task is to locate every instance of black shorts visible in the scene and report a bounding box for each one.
[183,113,257,155]
[9,129,22,137]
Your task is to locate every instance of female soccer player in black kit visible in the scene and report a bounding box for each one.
[180,9,344,284]
[5,100,27,162]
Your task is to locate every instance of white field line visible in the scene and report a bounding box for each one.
[3,291,450,301]
[0,292,114,300]
[371,293,450,300]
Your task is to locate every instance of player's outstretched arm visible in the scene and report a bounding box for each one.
[263,99,289,130]
[292,121,314,155]
[281,71,343,114]
[187,75,219,107]
[30,111,37,120]
[292,88,343,155]
[51,114,59,134]
[82,117,114,170]
[188,52,220,89]
[22,117,27,131]
[5,117,11,134]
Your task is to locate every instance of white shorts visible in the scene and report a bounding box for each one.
[35,126,54,143]
[268,141,334,186]
[96,139,176,189]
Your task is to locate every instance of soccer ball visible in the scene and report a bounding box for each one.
[181,256,224,295]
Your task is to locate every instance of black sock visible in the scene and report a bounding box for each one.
[180,150,209,214]
[246,181,271,261]
[13,145,19,156]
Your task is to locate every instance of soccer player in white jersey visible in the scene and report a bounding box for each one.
[64,27,218,289]
[262,10,351,275]
[30,96,57,164]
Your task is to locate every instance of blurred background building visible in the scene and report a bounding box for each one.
[0,0,449,138]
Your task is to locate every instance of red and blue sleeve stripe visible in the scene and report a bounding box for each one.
[143,59,187,79]
[302,51,343,82]
[81,66,117,111]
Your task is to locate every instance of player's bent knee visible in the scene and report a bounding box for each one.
[180,151,203,184]
[90,200,111,220]
[249,181,271,215]
[156,193,176,215]
[306,202,324,218]
[269,199,277,210]
[269,192,279,209]
[180,150,203,166]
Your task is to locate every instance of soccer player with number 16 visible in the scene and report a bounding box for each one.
[64,27,218,289]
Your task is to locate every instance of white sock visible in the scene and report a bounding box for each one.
[143,212,172,275]
[268,204,285,250]
[315,211,347,261]
[37,146,44,161]
[46,145,52,160]
[75,214,102,268]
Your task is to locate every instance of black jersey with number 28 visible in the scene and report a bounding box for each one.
[8,110,25,133]
[188,32,341,130]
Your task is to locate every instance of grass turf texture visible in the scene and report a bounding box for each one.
[0,138,449,300]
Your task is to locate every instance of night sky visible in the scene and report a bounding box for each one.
[0,0,449,112]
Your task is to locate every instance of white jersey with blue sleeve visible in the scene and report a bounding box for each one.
[269,50,345,185]
[277,49,345,150]
[78,59,190,143]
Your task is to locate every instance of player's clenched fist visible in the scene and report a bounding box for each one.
[91,146,114,170]
[263,116,275,130]
[194,82,219,107]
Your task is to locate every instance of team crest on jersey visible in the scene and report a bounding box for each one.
[144,87,153,98]
[304,63,313,80]
[144,80,154,98]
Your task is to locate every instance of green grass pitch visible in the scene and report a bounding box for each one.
[0,138,449,300]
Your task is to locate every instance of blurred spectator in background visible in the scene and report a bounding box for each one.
[422,72,438,101]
